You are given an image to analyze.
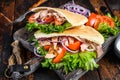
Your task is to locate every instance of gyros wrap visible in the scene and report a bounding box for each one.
[26,7,88,33]
[33,25,104,73]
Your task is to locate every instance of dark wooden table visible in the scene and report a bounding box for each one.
[0,0,120,80]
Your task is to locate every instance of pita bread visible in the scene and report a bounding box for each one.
[34,25,104,45]
[31,7,88,27]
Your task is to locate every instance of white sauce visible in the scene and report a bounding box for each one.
[116,39,120,51]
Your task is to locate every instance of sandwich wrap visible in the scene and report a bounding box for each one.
[33,25,104,73]
[26,7,88,33]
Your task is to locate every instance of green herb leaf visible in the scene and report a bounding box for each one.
[98,22,119,40]
[106,13,120,27]
[40,51,98,74]
[25,22,71,33]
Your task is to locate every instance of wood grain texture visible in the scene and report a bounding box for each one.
[0,1,14,77]
[104,0,120,19]
[90,0,108,15]
[113,10,120,19]
[29,0,47,10]
[79,69,100,80]
[0,14,13,77]
[0,0,14,20]
[98,52,120,80]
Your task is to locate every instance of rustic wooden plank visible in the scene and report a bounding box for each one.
[0,29,2,53]
[113,10,120,19]
[14,0,47,19]
[104,0,120,19]
[90,0,109,15]
[0,1,14,66]
[0,13,13,35]
[98,49,120,80]
[40,0,70,7]
[29,0,47,10]
[79,69,100,80]
[0,13,13,77]
[0,0,14,20]
[0,12,13,54]
[0,0,14,35]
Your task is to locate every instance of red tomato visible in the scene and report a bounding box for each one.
[94,15,103,30]
[102,16,115,28]
[28,14,35,23]
[44,45,50,50]
[53,47,66,63]
[86,13,115,30]
[44,16,54,23]
[67,41,81,50]
[86,13,97,27]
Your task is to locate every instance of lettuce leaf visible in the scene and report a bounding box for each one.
[41,50,98,74]
[97,13,120,40]
[98,22,119,40]
[106,13,120,27]
[25,21,71,33]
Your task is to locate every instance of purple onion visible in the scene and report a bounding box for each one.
[33,47,43,57]
[61,1,90,17]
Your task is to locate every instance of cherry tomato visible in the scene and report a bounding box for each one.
[86,13,97,27]
[102,16,115,28]
[94,15,103,30]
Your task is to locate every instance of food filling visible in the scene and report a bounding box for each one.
[29,9,66,25]
[33,36,103,73]
[35,36,102,61]
[26,9,72,33]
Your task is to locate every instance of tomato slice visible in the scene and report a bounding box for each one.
[44,45,50,50]
[86,13,115,29]
[54,18,63,25]
[86,13,97,27]
[102,16,115,28]
[94,15,103,30]
[67,41,81,50]
[53,47,66,63]
[44,16,54,23]
[28,14,35,23]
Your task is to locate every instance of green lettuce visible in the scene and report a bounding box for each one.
[97,13,120,40]
[40,48,98,74]
[106,13,120,27]
[98,22,119,40]
[25,21,71,33]
[31,39,99,74]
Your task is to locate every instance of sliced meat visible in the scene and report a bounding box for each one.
[96,46,103,58]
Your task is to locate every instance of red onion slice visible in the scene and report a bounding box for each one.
[37,36,80,54]
[86,44,96,51]
[33,47,43,57]
[61,41,79,53]
[60,1,90,17]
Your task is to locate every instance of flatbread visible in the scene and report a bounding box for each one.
[34,25,104,45]
[31,7,88,27]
